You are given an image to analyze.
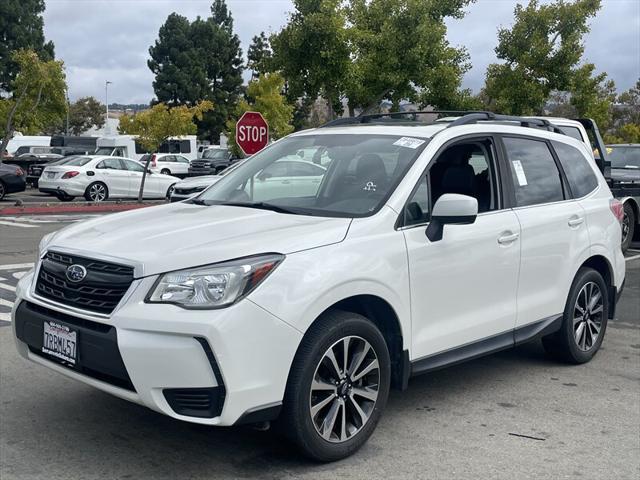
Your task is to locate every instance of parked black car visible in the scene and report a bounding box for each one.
[607,144,640,251]
[188,148,238,176]
[0,163,26,201]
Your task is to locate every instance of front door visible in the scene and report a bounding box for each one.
[403,137,521,360]
[95,158,130,197]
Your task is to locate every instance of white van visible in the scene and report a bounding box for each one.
[95,135,197,161]
[3,135,51,155]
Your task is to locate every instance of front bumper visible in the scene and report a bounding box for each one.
[12,268,302,426]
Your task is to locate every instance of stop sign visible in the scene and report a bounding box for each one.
[236,111,269,155]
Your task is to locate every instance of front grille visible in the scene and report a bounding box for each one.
[35,251,134,314]
[190,161,211,169]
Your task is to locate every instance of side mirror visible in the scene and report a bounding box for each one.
[426,194,478,242]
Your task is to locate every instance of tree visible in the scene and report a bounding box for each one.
[569,65,616,130]
[271,0,351,117]
[67,96,105,135]
[483,0,601,115]
[118,101,213,201]
[226,73,294,156]
[605,79,640,143]
[0,0,55,95]
[0,50,66,158]
[346,0,474,113]
[247,32,273,79]
[148,1,243,143]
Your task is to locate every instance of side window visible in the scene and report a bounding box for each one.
[552,141,598,198]
[97,158,123,170]
[405,176,430,226]
[177,156,190,164]
[180,140,191,153]
[113,148,125,157]
[163,155,174,163]
[122,159,145,172]
[261,161,288,178]
[503,137,565,207]
[289,161,324,177]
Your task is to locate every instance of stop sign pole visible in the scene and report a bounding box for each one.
[236,111,269,156]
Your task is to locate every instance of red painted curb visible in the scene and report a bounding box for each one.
[0,202,162,216]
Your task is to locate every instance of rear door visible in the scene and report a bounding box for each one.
[95,158,130,197]
[501,136,590,329]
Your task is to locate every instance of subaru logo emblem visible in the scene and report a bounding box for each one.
[65,264,87,283]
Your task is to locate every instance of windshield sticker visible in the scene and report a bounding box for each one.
[393,137,425,149]
[512,160,528,186]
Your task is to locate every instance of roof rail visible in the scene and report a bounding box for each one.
[320,110,492,128]
[320,110,566,135]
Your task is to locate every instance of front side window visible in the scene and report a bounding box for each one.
[197,134,428,217]
[503,137,565,207]
[63,156,94,167]
[97,158,124,170]
[122,159,145,172]
[552,141,598,198]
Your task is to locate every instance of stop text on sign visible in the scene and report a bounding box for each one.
[236,111,269,155]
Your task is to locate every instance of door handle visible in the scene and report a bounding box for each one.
[281,180,291,184]
[498,232,519,244]
[568,216,584,227]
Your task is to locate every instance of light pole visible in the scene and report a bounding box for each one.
[65,88,70,136]
[105,80,112,134]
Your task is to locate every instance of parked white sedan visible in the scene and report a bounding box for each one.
[38,155,179,202]
[139,153,191,177]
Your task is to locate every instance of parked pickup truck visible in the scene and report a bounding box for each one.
[188,147,239,176]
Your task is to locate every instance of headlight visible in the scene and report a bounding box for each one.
[147,254,284,309]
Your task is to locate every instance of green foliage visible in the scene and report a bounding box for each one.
[0,50,66,155]
[118,101,213,201]
[483,0,601,115]
[226,73,294,157]
[247,32,273,79]
[347,0,473,112]
[605,79,640,143]
[0,0,55,94]
[68,96,105,135]
[271,0,351,116]
[569,64,616,131]
[148,1,243,143]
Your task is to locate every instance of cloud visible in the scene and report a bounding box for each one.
[43,0,639,104]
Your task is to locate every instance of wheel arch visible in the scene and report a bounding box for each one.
[307,294,409,391]
[621,196,639,224]
[578,254,616,319]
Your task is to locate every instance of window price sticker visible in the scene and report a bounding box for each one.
[393,137,426,149]
[512,160,528,186]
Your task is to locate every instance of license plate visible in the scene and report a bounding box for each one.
[47,172,55,178]
[42,321,77,364]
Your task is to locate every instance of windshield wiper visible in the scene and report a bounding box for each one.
[220,201,302,214]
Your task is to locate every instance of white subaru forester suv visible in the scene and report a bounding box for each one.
[12,113,626,461]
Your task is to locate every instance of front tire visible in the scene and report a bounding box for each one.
[280,310,390,462]
[621,202,635,253]
[542,267,608,364]
[160,168,171,175]
[84,182,109,202]
[166,183,176,200]
[0,181,5,201]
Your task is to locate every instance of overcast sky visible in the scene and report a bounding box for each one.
[43,0,640,105]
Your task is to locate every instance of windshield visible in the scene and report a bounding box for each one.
[196,134,428,217]
[203,149,228,160]
[608,146,640,169]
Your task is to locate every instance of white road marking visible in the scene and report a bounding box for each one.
[0,312,10,322]
[0,298,14,308]
[0,283,16,292]
[0,263,34,271]
[0,220,38,228]
[12,271,26,279]
[0,276,5,282]
[625,253,640,262]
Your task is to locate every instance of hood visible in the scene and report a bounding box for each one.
[46,202,351,277]
[175,175,221,188]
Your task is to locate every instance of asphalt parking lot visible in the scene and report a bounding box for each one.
[1,215,639,479]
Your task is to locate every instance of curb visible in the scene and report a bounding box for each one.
[0,202,164,216]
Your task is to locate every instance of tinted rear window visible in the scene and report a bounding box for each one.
[62,156,94,166]
[503,137,565,207]
[557,126,584,142]
[552,141,598,198]
[608,147,640,168]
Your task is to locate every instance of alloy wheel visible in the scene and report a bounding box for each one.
[621,211,630,244]
[89,183,106,202]
[309,335,380,443]
[0,182,5,200]
[573,282,604,352]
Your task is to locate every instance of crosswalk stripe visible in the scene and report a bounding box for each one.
[0,312,10,322]
[0,283,16,292]
[0,263,34,271]
[0,298,14,308]
[0,220,38,228]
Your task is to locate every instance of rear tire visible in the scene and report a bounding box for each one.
[542,267,608,364]
[280,310,390,462]
[621,202,635,253]
[56,194,75,202]
[166,183,176,199]
[84,182,109,202]
[0,181,5,201]
[161,168,171,175]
